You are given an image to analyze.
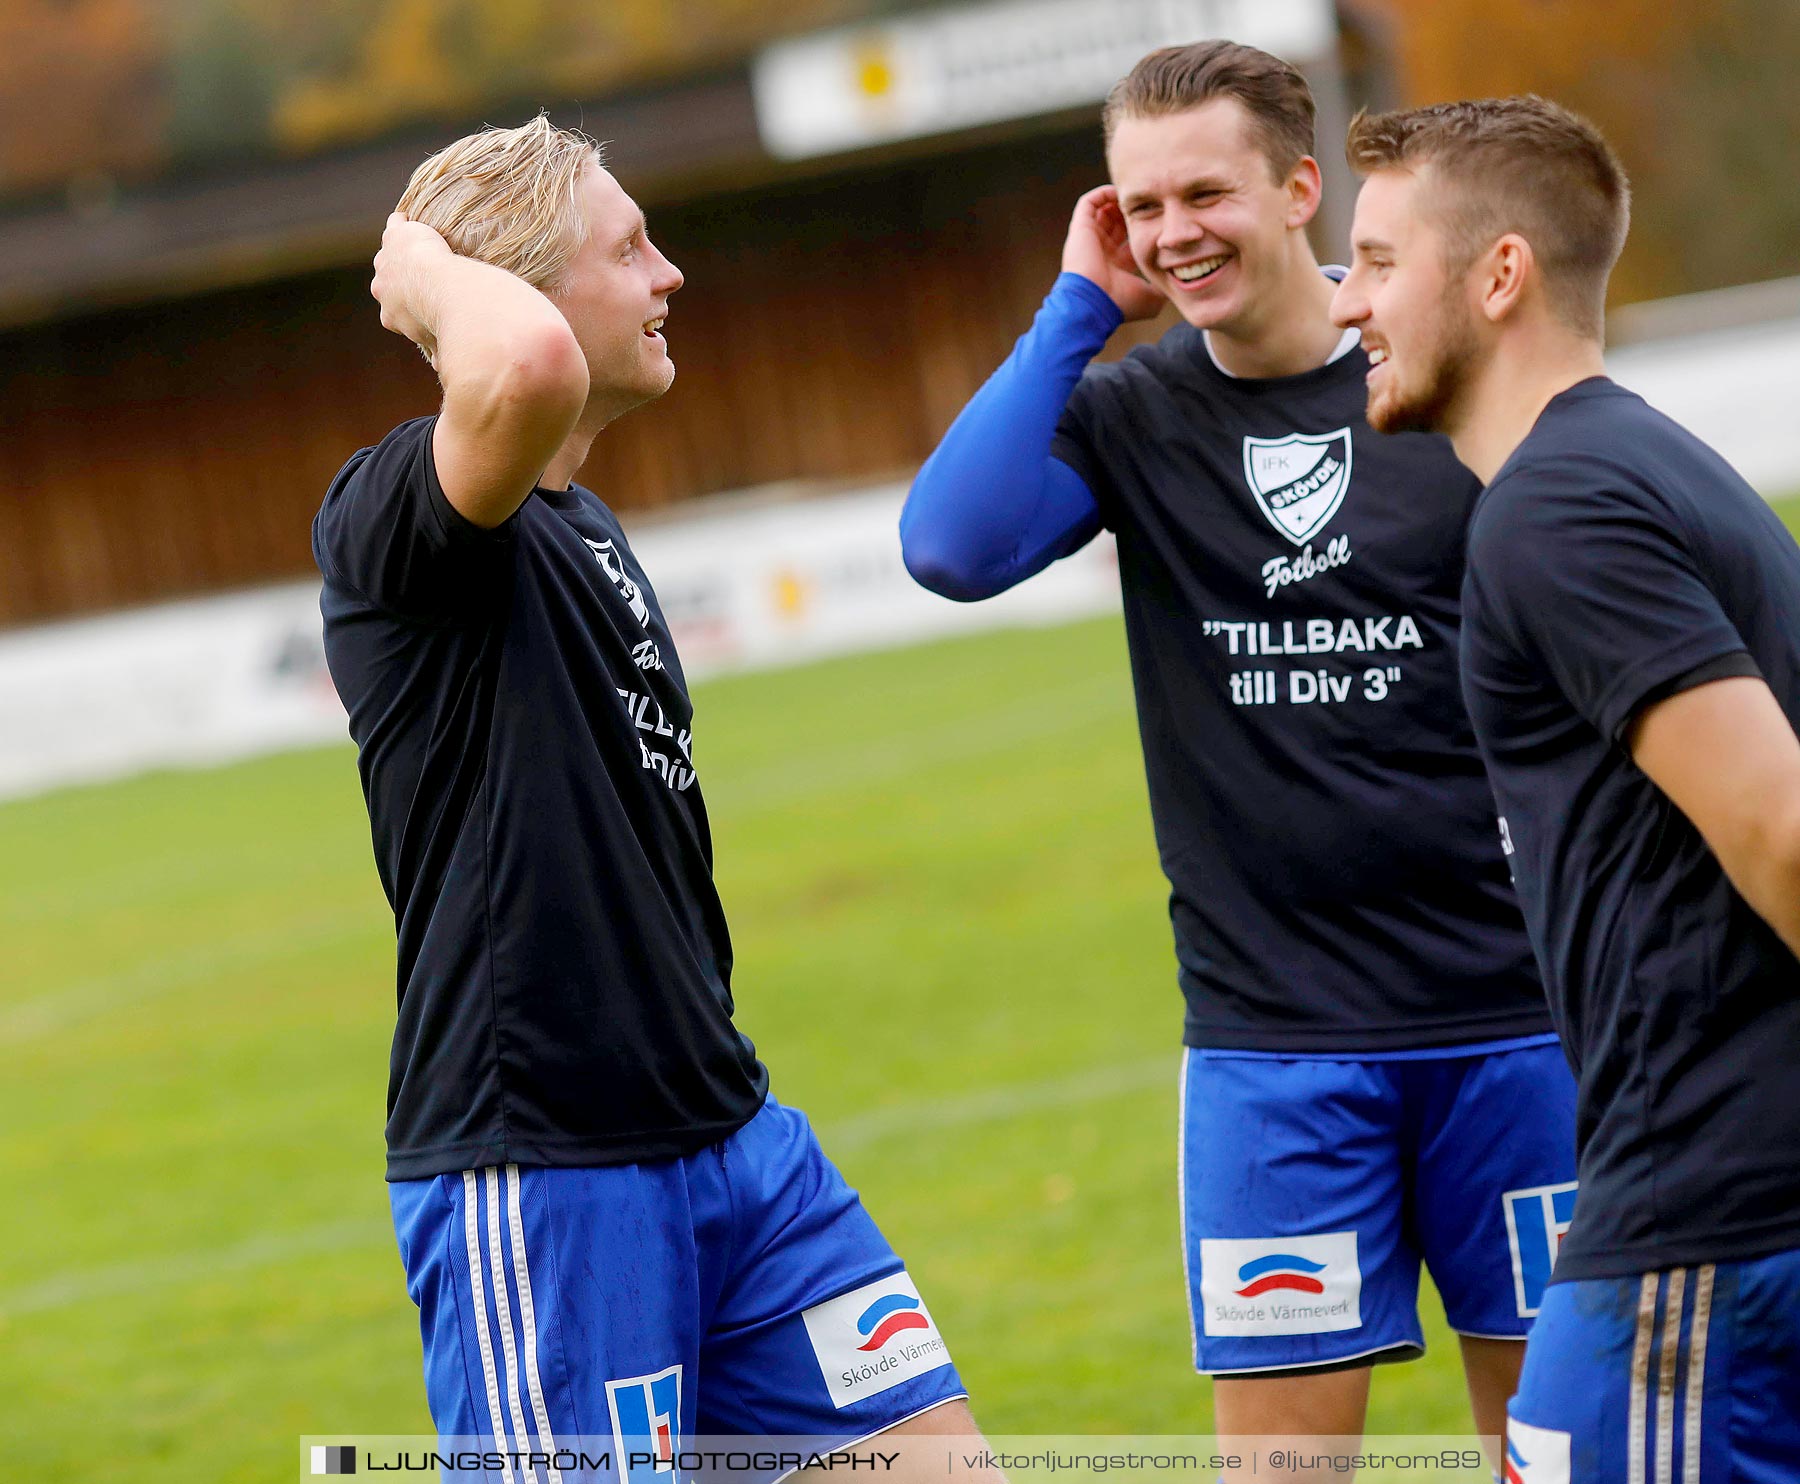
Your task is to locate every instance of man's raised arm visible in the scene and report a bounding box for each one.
[899,188,1158,601]
[371,212,589,528]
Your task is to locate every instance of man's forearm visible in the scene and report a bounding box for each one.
[899,273,1119,600]
[1716,822,1800,962]
[370,215,588,526]
[417,255,586,413]
[1632,675,1800,964]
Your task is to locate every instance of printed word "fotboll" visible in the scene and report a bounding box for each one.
[1262,536,1352,598]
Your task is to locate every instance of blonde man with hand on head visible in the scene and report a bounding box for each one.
[315,117,999,1479]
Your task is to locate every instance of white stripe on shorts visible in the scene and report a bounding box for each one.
[1683,1265,1715,1484]
[485,1166,535,1482]
[1176,1052,1199,1364]
[505,1164,563,1484]
[1656,1267,1686,1484]
[462,1170,518,1484]
[1628,1271,1658,1484]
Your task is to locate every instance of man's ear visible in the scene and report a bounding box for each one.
[1285,156,1324,230]
[1477,234,1533,324]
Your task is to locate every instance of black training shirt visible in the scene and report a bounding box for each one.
[1052,318,1546,1050]
[314,417,767,1180]
[1462,377,1800,1280]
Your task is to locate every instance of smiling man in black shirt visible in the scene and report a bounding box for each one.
[901,43,1575,1471]
[1334,95,1800,1481]
[314,116,993,1475]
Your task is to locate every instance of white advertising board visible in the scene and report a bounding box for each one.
[0,482,1119,802]
[1,309,1794,804]
[0,584,346,802]
[751,0,1336,160]
[1608,319,1800,497]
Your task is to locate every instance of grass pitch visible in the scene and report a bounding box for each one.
[6,496,1797,1480]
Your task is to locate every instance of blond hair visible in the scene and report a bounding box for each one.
[1346,96,1629,339]
[396,114,603,292]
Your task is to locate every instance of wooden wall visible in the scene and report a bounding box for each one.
[0,127,1175,628]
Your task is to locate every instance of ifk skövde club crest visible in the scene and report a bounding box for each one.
[1241,428,1353,546]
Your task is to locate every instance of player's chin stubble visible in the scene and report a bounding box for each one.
[1367,314,1479,438]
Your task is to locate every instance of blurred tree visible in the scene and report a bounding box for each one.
[165,0,283,165]
[243,0,887,158]
[0,0,166,197]
[1631,0,1800,296]
[2,0,908,188]
[1341,0,1800,302]
[4,0,1795,307]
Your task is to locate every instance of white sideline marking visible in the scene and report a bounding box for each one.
[0,1054,1171,1318]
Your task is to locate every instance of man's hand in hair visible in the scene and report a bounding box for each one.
[372,213,459,360]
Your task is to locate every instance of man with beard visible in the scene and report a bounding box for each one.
[1332,95,1800,1478]
[901,42,1573,1474]
[314,116,997,1476]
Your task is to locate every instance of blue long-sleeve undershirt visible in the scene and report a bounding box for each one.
[900,273,1124,601]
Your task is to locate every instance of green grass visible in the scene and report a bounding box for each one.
[6,493,1798,1481]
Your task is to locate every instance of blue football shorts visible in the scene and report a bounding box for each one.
[1506,1248,1800,1483]
[1179,1036,1578,1375]
[388,1094,966,1480]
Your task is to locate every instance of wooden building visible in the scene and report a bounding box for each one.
[0,127,1126,625]
[0,12,1217,628]
[2,0,1788,630]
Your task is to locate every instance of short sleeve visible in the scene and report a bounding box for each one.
[1466,463,1749,741]
[312,416,516,618]
[1050,374,1118,530]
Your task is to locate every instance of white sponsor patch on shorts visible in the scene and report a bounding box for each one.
[1503,1416,1571,1483]
[800,1271,952,1410]
[1503,1180,1578,1318]
[605,1363,682,1479]
[1199,1231,1362,1337]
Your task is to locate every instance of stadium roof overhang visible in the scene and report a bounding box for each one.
[0,0,1343,332]
[0,70,774,333]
